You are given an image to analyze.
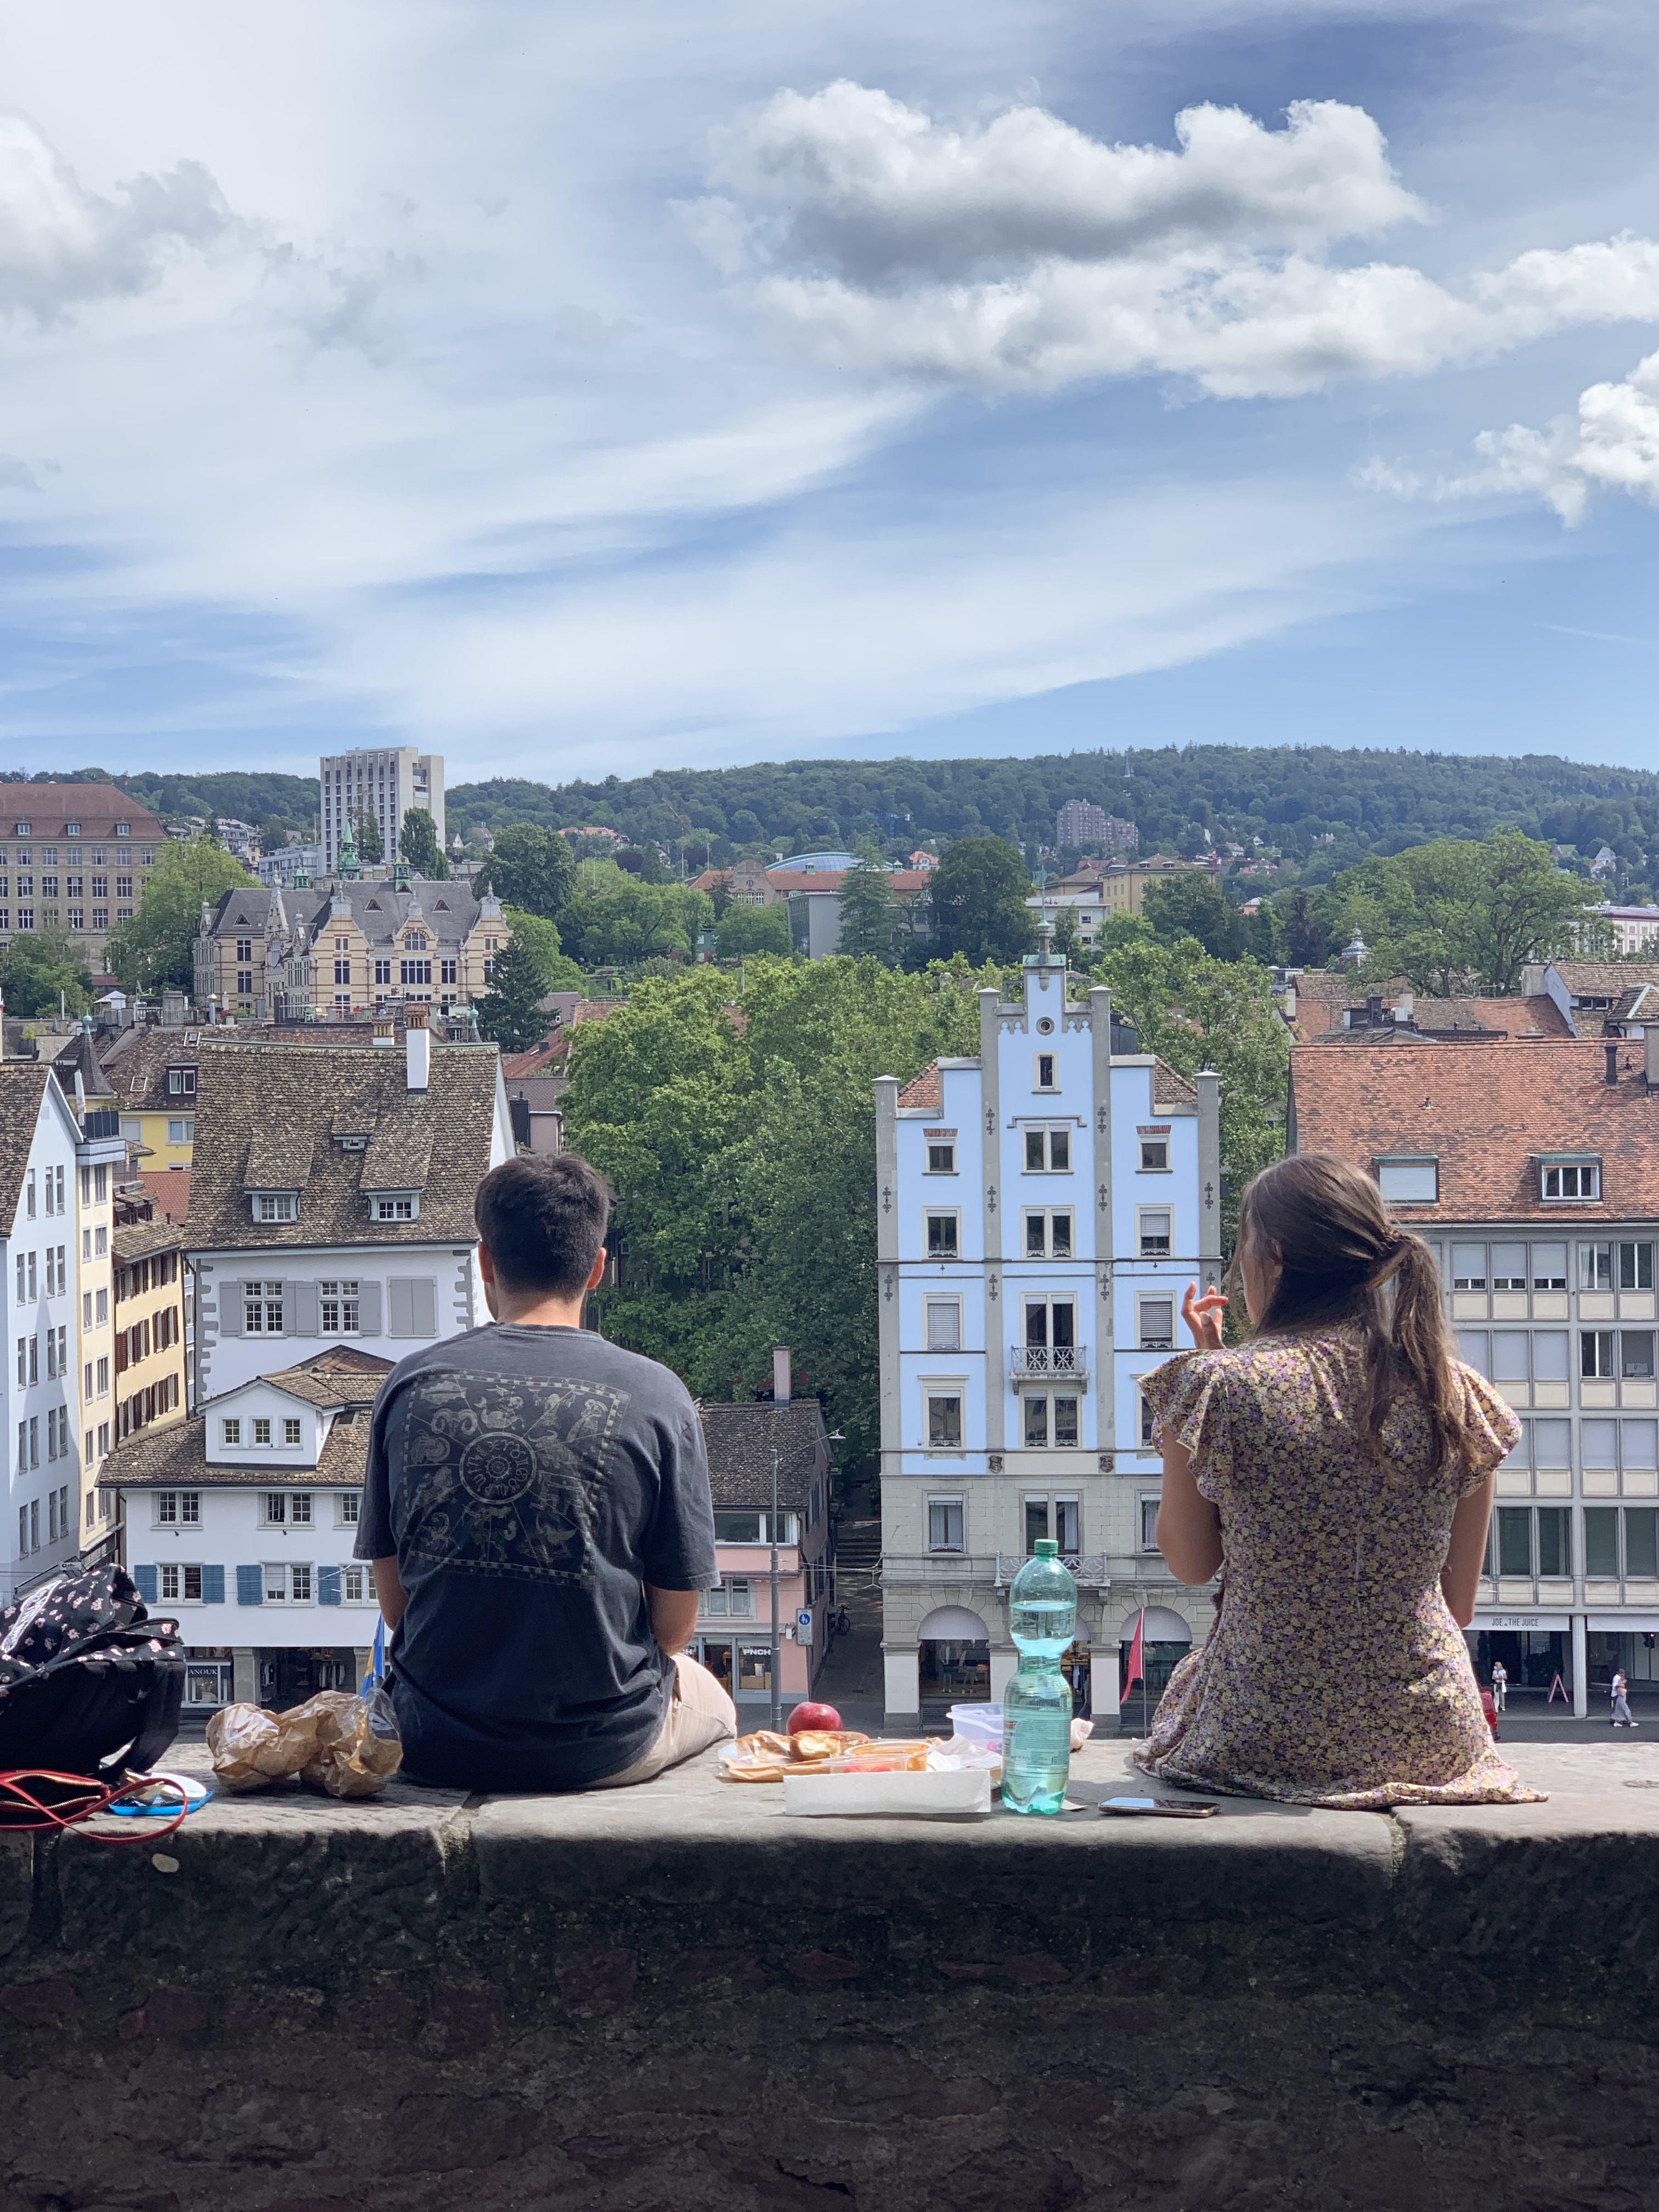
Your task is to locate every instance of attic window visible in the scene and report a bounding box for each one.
[366,899,382,911]
[168,1067,196,1097]
[1375,1156,1438,1204]
[253,1192,298,1223]
[374,1195,417,1221]
[434,900,449,910]
[1540,1156,1601,1203]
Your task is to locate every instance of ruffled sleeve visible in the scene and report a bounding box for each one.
[1452,1363,1523,1492]
[1139,1351,1234,1502]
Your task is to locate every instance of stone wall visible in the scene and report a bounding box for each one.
[4,1737,1658,2211]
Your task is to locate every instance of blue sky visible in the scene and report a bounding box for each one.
[5,1,1659,782]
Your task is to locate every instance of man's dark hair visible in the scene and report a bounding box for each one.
[475,1152,611,1298]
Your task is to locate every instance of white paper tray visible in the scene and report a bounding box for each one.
[781,1767,993,1818]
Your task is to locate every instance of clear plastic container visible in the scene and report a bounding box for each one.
[946,1703,1003,1751]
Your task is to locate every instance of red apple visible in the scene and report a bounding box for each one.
[787,1701,843,1735]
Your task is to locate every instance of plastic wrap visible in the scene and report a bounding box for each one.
[205,1689,403,1797]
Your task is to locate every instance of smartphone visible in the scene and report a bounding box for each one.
[1099,1796,1217,1819]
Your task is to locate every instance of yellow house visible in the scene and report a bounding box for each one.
[111,1211,188,1451]
[105,1029,201,1174]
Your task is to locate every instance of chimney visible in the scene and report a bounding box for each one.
[1647,1026,1658,1093]
[1605,1041,1620,1087]
[772,1346,792,1405]
[405,1001,431,1092]
[372,1013,396,1048]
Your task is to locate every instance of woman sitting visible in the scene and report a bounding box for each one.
[1137,1152,1542,1809]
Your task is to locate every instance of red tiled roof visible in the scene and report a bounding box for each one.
[896,1062,943,1111]
[1468,995,1573,1039]
[1289,1037,1659,1221]
[768,868,932,896]
[137,1169,190,1222]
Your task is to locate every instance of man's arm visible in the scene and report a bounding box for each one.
[374,1555,409,1632]
[646,1584,700,1656]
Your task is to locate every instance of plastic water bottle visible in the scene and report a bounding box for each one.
[1002,1539,1077,1815]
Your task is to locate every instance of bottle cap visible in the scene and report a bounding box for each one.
[1034,1538,1059,1558]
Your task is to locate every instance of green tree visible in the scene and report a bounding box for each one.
[473,930,553,1051]
[928,836,1034,963]
[500,906,582,992]
[562,958,987,1459]
[1328,832,1604,994]
[837,849,898,962]
[477,823,577,919]
[105,836,256,994]
[1141,870,1242,959]
[0,927,93,1017]
[1279,886,1329,967]
[1088,922,1289,1249]
[561,869,713,966]
[714,904,791,958]
[1049,905,1080,959]
[399,806,448,878]
[354,809,385,865]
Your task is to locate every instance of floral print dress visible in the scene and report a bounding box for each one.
[1135,1327,1544,1809]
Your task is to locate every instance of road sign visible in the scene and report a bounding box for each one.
[797,1608,814,1646]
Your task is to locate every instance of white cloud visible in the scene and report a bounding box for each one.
[0,111,238,322]
[696,83,1659,399]
[1366,350,1659,524]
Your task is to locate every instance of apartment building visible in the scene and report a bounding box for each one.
[186,1010,512,1400]
[1055,800,1137,853]
[112,1212,188,1448]
[694,1394,836,1713]
[875,935,1222,1727]
[1289,1031,1659,1716]
[108,1346,391,1711]
[104,1028,201,1172]
[1527,959,1659,1039]
[319,748,444,877]
[3,1065,125,1601]
[74,1113,125,1547]
[0,783,167,980]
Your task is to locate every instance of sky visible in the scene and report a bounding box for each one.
[5,0,1659,784]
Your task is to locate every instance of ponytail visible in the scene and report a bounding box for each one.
[1240,1153,1470,1474]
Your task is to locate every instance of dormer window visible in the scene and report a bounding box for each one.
[65,820,80,837]
[374,1195,417,1221]
[1541,1157,1601,1202]
[168,1066,196,1097]
[405,929,428,952]
[1375,1155,1438,1203]
[116,822,131,837]
[253,1192,298,1223]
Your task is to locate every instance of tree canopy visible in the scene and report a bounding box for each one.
[473,930,553,1052]
[400,806,447,877]
[928,836,1034,964]
[475,823,576,920]
[104,836,256,993]
[714,904,791,959]
[837,851,899,962]
[558,866,713,967]
[561,956,989,1460]
[1322,832,1605,993]
[0,927,93,1018]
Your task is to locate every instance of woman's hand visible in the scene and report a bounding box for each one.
[1181,1283,1228,1352]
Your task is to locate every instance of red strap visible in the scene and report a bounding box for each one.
[0,1769,190,1844]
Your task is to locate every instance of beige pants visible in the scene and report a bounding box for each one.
[590,1652,738,1789]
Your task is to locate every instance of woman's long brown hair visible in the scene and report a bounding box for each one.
[1233,1152,1466,1471]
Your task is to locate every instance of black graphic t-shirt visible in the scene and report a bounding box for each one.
[356,1323,716,1791]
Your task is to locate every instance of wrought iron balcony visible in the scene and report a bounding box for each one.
[1008,1345,1090,1385]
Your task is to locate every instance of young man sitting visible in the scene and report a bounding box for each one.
[356,1152,737,1791]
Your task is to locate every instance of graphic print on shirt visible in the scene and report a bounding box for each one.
[395,1368,628,1584]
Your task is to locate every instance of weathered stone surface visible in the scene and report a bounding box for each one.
[2,1740,1657,2211]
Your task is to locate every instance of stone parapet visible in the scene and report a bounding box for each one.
[4,1739,1658,2210]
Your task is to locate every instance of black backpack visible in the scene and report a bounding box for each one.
[0,1564,184,1778]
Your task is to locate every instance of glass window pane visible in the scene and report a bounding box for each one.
[1532,1243,1568,1289]
[1497,1507,1532,1577]
[1024,1495,1049,1547]
[1584,1508,1620,1578]
[1049,1130,1070,1172]
[1620,1242,1656,1290]
[1534,1419,1571,1466]
[1025,1212,1046,1256]
[1024,1397,1049,1448]
[1621,1331,1656,1380]
[1580,1243,1615,1291]
[1455,1331,1489,1378]
[1051,1214,1071,1257]
[1537,1509,1571,1577]
[1582,1420,1618,1469]
[1054,1496,1080,1548]
[1452,1244,1488,1289]
[1053,1398,1079,1448]
[1625,1509,1658,1580]
[1025,1131,1045,1171]
[714,1510,762,1542]
[928,1395,962,1449]
[1532,1332,1569,1382]
[1491,1332,1530,1383]
[1623,1421,1658,1472]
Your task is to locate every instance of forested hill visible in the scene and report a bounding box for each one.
[449,745,1659,877]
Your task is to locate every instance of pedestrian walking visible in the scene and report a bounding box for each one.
[1490,1659,1508,1714]
[1611,1668,1637,1728]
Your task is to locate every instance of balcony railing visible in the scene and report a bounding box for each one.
[879,1553,1189,1593]
[1008,1345,1090,1386]
[996,1551,1107,1588]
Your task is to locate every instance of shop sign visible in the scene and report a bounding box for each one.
[1472,1613,1570,1632]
